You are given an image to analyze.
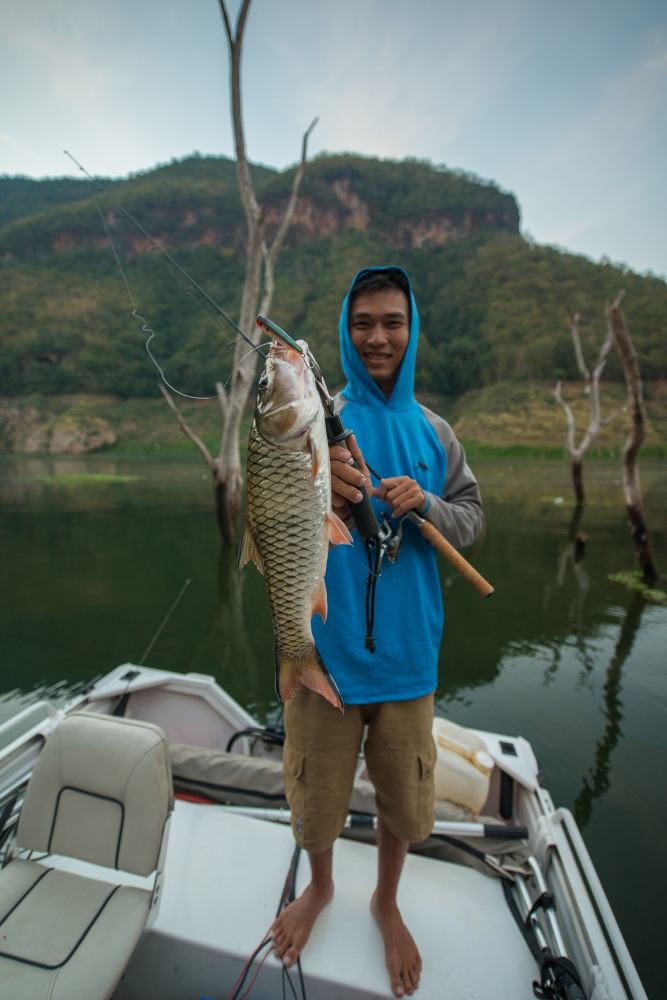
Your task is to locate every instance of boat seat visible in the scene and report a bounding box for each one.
[0,711,173,1000]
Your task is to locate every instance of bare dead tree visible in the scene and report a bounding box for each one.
[553,311,623,505]
[162,0,317,543]
[607,292,659,587]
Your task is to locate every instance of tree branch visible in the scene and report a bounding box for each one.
[259,117,318,315]
[268,118,318,264]
[220,0,260,226]
[159,384,215,471]
[215,380,229,422]
[601,405,627,426]
[554,380,577,457]
[217,0,233,46]
[569,312,589,382]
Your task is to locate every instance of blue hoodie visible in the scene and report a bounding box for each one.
[312,266,448,704]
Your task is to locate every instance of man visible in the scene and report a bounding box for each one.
[271,266,484,997]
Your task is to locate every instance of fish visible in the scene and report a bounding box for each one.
[239,338,352,710]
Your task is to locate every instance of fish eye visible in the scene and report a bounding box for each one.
[258,371,269,389]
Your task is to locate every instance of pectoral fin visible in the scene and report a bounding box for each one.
[327,510,353,546]
[308,434,322,484]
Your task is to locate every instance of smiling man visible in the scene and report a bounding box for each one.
[272,266,484,997]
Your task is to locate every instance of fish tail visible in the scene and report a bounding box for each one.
[276,647,344,712]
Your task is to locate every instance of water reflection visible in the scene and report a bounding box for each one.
[573,595,643,829]
[0,454,665,992]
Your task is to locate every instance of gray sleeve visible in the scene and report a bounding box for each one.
[420,406,484,549]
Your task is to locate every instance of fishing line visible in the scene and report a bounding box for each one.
[64,150,260,351]
[64,150,267,400]
[139,578,192,665]
[221,342,273,393]
[72,159,216,400]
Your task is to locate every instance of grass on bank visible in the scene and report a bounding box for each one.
[2,380,666,457]
[609,570,667,606]
[38,473,140,485]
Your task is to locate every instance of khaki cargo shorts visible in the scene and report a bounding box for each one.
[283,688,436,854]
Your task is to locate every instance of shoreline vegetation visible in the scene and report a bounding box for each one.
[1,381,665,458]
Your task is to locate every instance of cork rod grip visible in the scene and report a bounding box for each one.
[417,520,495,598]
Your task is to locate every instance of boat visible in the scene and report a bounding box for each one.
[0,663,648,1000]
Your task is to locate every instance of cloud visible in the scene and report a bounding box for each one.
[272,0,525,166]
[519,33,667,259]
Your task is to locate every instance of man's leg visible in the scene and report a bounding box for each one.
[371,815,422,998]
[271,846,334,967]
[364,694,436,998]
[275,689,363,967]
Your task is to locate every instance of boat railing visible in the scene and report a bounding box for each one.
[0,700,58,751]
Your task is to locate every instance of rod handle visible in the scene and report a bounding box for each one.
[325,414,380,539]
[418,520,494,598]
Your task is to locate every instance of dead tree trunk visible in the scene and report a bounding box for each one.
[553,311,622,506]
[608,292,659,587]
[162,0,316,544]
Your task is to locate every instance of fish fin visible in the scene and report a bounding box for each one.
[327,510,353,546]
[238,521,264,574]
[311,579,328,622]
[277,648,344,712]
[308,433,321,484]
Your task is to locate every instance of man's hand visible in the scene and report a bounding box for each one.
[374,476,426,519]
[329,434,371,521]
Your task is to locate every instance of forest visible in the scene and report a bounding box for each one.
[1,152,666,402]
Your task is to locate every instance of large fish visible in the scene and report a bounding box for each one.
[239,339,352,710]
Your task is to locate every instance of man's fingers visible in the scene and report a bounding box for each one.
[331,461,366,504]
[329,444,352,464]
[379,476,425,517]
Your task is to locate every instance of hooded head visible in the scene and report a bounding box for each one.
[339,265,420,411]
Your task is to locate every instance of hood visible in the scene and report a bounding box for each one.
[339,265,420,412]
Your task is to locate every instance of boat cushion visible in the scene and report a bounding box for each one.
[169,743,471,821]
[17,712,173,876]
[0,858,151,1000]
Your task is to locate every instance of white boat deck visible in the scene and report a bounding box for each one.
[116,800,538,1000]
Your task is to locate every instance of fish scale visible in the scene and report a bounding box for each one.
[240,340,349,709]
[246,419,329,658]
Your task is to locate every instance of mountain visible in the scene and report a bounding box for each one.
[1,153,665,403]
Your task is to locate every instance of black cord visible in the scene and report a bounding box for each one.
[227,937,273,1000]
[226,726,285,753]
[364,537,383,652]
[276,845,307,1000]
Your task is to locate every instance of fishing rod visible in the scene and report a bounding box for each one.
[68,154,493,603]
[64,150,260,354]
[255,316,495,633]
[65,150,270,403]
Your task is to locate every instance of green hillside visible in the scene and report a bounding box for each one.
[1,153,665,411]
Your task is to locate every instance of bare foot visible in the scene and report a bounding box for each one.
[271,880,334,968]
[371,891,422,997]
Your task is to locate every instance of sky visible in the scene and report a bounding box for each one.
[2,0,666,278]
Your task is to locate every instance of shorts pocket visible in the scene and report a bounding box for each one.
[417,737,437,831]
[419,736,437,776]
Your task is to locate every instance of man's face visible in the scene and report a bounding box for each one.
[349,288,410,398]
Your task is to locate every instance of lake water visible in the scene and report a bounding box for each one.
[1,452,665,996]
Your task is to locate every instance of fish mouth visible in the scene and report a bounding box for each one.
[262,398,300,417]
